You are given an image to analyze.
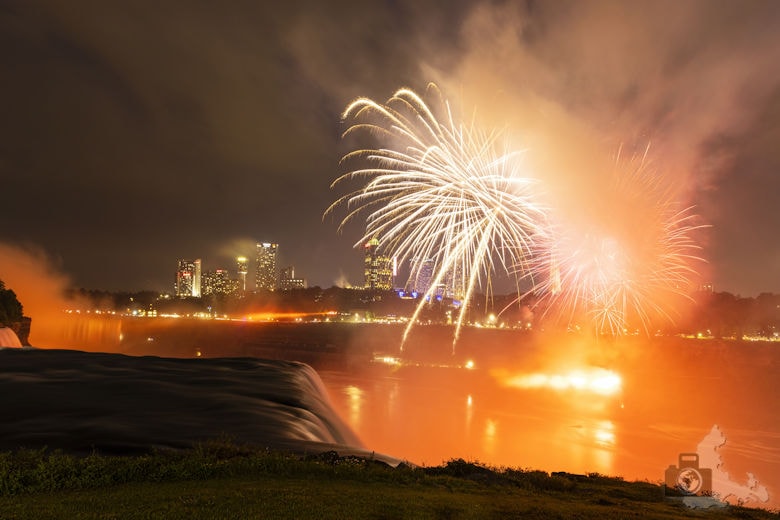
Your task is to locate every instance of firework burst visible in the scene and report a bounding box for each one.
[326,85,547,349]
[531,145,707,336]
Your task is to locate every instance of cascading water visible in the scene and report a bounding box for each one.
[0,348,372,459]
[0,327,22,348]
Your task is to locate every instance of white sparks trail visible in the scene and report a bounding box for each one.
[327,85,547,350]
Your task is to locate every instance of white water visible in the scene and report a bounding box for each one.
[0,327,22,348]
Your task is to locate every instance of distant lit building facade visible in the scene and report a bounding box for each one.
[255,242,279,291]
[236,256,248,292]
[201,269,237,296]
[409,257,435,295]
[175,259,202,298]
[443,265,464,300]
[364,237,393,290]
[407,257,463,299]
[279,266,306,291]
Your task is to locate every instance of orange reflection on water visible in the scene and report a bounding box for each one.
[321,364,623,477]
[344,385,364,429]
[495,367,622,396]
[483,418,498,457]
[594,420,616,447]
[242,311,336,322]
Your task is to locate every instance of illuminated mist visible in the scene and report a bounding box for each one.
[0,242,89,348]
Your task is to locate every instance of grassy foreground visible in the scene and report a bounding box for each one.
[0,441,776,519]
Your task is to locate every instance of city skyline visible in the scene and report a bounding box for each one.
[1,2,780,296]
[173,241,309,295]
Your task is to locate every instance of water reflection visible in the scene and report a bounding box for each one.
[319,365,623,476]
[483,418,498,457]
[320,342,779,511]
[344,385,363,428]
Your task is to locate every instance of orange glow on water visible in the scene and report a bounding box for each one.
[242,311,336,321]
[493,367,623,396]
[16,314,779,509]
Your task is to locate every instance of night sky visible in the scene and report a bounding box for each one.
[1,0,779,296]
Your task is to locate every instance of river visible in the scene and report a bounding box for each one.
[25,315,780,508]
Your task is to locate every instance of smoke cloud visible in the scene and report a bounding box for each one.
[0,242,86,346]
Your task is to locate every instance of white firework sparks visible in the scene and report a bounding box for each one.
[326,85,547,349]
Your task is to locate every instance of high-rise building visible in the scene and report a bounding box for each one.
[255,242,279,291]
[407,257,463,299]
[364,237,393,290]
[279,266,306,291]
[175,259,202,298]
[236,256,248,292]
[409,257,435,295]
[202,269,235,296]
[443,264,464,300]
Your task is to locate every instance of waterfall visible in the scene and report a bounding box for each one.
[0,327,22,348]
[0,348,367,457]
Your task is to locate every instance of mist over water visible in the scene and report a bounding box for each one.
[0,327,22,347]
[0,243,90,348]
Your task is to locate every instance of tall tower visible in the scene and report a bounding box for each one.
[192,259,202,298]
[236,256,248,292]
[255,242,279,291]
[363,237,393,290]
[175,259,201,298]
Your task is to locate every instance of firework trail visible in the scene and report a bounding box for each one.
[530,145,707,336]
[326,85,547,350]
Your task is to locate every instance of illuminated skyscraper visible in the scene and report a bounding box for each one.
[364,237,393,290]
[201,269,233,296]
[175,259,202,298]
[255,242,279,291]
[408,258,462,299]
[409,257,435,295]
[236,256,248,292]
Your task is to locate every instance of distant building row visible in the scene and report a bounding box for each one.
[174,237,465,298]
[174,242,306,298]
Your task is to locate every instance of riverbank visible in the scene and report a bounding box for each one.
[0,443,776,519]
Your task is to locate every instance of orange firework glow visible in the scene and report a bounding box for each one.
[494,366,622,396]
[531,145,707,336]
[240,311,337,322]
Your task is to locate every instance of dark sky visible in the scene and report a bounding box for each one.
[1,0,779,296]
